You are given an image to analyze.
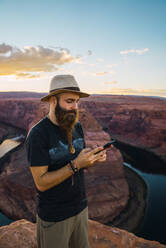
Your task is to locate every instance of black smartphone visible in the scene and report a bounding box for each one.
[94,140,116,154]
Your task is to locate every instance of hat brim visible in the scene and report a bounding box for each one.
[41,89,90,102]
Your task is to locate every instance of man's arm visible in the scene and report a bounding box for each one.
[30,146,106,192]
[30,164,73,192]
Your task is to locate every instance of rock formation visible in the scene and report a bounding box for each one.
[0,219,36,248]
[88,219,166,248]
[0,145,37,221]
[0,93,165,245]
[1,95,166,163]
[80,95,166,163]
[0,98,129,224]
[0,219,166,248]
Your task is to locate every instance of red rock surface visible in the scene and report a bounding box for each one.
[0,219,166,248]
[0,98,49,130]
[0,219,36,248]
[1,95,166,163]
[88,219,166,248]
[79,109,129,223]
[80,95,166,163]
[0,145,37,221]
[1,94,165,246]
[0,98,129,224]
[86,148,128,223]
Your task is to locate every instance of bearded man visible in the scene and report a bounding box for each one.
[26,75,106,248]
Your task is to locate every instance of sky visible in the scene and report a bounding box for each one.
[0,0,166,97]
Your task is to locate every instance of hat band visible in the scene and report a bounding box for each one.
[50,87,80,93]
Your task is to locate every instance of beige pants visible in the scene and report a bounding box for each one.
[36,207,89,248]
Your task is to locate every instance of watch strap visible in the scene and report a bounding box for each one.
[69,160,78,173]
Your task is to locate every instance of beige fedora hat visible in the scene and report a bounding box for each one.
[41,75,90,102]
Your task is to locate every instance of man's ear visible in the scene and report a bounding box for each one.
[49,96,57,106]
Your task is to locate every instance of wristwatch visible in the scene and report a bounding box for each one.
[69,160,78,173]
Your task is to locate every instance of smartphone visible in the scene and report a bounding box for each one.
[94,140,116,154]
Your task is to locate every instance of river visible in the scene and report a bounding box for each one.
[0,138,21,159]
[111,140,166,245]
[124,162,166,245]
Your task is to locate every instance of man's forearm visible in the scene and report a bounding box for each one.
[35,146,106,192]
[38,164,74,191]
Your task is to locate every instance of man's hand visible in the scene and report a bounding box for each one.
[96,149,107,162]
[73,147,107,169]
[91,144,107,162]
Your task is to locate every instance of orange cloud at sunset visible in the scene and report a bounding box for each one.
[0,43,74,78]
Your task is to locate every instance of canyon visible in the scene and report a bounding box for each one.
[0,97,129,224]
[80,95,166,164]
[0,92,166,247]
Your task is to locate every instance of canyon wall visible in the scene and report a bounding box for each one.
[0,97,129,224]
[80,95,166,163]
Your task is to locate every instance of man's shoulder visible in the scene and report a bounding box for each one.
[27,117,48,139]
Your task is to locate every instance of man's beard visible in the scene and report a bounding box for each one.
[54,100,79,153]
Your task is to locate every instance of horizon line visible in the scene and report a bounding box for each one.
[0,90,166,100]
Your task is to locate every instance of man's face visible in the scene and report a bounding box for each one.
[54,92,80,130]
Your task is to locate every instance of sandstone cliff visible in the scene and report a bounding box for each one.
[0,98,129,224]
[1,95,165,163]
[80,95,166,163]
[0,93,165,246]
[0,219,166,248]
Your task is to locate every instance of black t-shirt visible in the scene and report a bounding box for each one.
[26,116,87,222]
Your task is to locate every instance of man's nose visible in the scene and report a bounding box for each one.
[72,102,78,110]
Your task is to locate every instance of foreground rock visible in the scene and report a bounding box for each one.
[0,219,165,248]
[0,219,36,248]
[89,219,166,248]
[80,95,166,163]
[0,98,129,223]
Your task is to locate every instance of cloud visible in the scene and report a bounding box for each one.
[97,58,104,62]
[74,50,93,64]
[74,56,84,64]
[120,48,149,55]
[108,70,116,75]
[106,64,118,68]
[15,72,46,79]
[0,43,74,78]
[104,80,118,85]
[0,43,13,54]
[99,87,166,97]
[88,64,96,67]
[90,70,115,76]
[48,46,71,54]
[95,72,107,76]
[88,50,92,56]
